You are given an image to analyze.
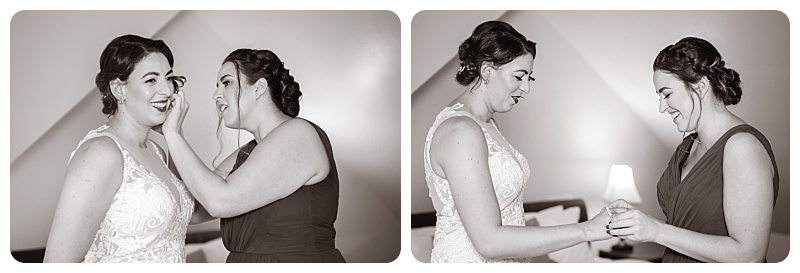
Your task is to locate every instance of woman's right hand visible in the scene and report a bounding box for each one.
[607,200,664,243]
[163,89,190,136]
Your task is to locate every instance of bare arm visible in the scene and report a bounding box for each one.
[165,119,329,218]
[431,117,611,259]
[43,137,123,262]
[609,133,774,262]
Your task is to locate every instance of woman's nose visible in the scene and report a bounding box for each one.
[659,98,668,113]
[519,81,530,94]
[211,88,222,101]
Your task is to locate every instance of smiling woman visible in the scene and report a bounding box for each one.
[607,37,780,263]
[43,34,212,263]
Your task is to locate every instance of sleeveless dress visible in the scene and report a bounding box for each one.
[424,103,531,263]
[68,125,195,263]
[220,119,345,263]
[656,124,779,263]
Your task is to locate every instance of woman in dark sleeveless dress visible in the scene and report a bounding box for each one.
[162,48,345,262]
[606,37,779,262]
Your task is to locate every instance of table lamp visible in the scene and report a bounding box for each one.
[603,164,642,253]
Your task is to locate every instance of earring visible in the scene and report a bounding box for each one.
[118,97,125,105]
[483,77,489,84]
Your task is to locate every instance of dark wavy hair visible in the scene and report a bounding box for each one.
[95,34,174,115]
[455,20,537,86]
[222,48,302,118]
[653,37,742,106]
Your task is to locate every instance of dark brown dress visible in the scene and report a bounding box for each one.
[220,119,346,263]
[656,124,779,263]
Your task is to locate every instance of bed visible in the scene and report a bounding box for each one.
[410,198,650,263]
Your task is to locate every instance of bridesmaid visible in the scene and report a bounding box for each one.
[607,37,779,263]
[162,48,346,263]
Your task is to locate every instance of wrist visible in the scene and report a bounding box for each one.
[577,222,590,241]
[653,221,667,244]
[164,131,184,142]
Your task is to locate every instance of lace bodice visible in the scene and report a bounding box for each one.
[68,125,195,263]
[423,103,531,263]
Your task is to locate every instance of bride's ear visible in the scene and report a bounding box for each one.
[480,62,493,84]
[110,79,125,102]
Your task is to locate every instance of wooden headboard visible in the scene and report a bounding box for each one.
[411,198,588,228]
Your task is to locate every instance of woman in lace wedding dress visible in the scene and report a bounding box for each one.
[44,35,213,262]
[423,21,613,263]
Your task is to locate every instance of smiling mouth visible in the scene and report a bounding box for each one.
[151,100,170,112]
[670,112,680,120]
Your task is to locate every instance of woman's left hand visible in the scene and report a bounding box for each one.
[163,89,190,136]
[607,208,663,243]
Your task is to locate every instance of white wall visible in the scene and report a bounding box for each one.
[411,11,789,236]
[10,11,400,262]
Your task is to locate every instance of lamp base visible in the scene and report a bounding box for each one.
[611,239,633,253]
[611,243,633,253]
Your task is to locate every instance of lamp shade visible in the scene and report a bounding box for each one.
[602,165,642,204]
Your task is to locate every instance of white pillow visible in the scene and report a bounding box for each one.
[524,205,564,226]
[410,226,436,263]
[529,206,596,263]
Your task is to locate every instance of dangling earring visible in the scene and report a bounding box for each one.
[483,77,489,84]
[118,97,125,105]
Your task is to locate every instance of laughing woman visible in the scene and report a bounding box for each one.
[44,34,212,263]
[607,37,780,263]
[162,49,345,263]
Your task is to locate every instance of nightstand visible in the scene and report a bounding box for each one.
[598,241,665,262]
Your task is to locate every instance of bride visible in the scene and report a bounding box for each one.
[423,21,612,263]
[44,34,213,262]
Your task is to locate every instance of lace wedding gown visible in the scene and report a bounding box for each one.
[423,103,531,263]
[68,125,195,262]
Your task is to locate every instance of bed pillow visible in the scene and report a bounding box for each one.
[524,205,563,227]
[533,206,595,262]
[410,226,436,263]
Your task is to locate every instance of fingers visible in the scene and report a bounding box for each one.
[607,218,636,230]
[607,225,635,237]
[610,209,637,222]
[607,199,633,209]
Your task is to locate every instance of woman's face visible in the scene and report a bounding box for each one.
[213,61,253,129]
[119,52,175,127]
[485,53,534,113]
[653,70,700,132]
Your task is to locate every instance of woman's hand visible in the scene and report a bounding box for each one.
[582,207,614,242]
[163,89,189,136]
[607,203,663,243]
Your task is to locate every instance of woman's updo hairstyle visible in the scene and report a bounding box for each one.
[95,34,174,115]
[223,49,302,118]
[653,37,742,105]
[456,20,537,86]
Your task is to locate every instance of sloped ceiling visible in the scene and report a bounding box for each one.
[412,10,789,152]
